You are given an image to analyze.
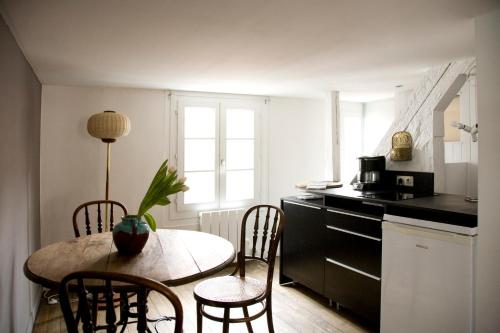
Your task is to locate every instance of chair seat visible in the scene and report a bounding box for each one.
[194,276,266,306]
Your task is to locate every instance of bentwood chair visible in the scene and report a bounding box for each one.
[59,271,183,333]
[72,200,127,237]
[193,205,286,333]
[72,200,128,323]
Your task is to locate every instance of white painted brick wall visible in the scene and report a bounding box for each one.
[372,58,475,173]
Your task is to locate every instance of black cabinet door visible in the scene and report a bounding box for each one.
[325,259,381,324]
[281,200,324,294]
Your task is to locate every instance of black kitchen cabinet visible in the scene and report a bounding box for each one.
[280,197,383,327]
[280,200,325,295]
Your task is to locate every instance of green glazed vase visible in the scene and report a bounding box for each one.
[112,215,150,255]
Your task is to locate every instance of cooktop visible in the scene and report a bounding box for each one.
[359,191,416,201]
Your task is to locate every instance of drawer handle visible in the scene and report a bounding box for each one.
[362,201,385,207]
[326,258,381,281]
[326,225,381,242]
[326,208,380,221]
[283,201,321,210]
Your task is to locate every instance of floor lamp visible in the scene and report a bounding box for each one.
[87,110,131,231]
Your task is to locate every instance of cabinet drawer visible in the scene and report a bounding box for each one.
[325,208,381,239]
[325,225,381,277]
[325,258,381,324]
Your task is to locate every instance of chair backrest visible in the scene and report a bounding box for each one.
[72,200,127,237]
[236,205,286,294]
[59,271,183,333]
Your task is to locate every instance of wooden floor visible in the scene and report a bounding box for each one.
[33,261,374,333]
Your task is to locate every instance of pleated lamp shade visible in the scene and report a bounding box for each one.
[87,110,131,142]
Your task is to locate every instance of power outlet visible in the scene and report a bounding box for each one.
[396,175,414,187]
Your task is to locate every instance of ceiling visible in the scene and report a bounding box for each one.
[1,0,498,101]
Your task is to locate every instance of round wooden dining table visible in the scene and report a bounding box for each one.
[24,229,235,289]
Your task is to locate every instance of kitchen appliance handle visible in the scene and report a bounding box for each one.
[326,257,381,281]
[362,201,385,207]
[326,225,381,241]
[326,208,380,221]
[283,200,321,210]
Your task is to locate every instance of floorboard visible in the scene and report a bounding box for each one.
[33,261,374,332]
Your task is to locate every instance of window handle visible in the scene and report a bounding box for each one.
[220,158,226,170]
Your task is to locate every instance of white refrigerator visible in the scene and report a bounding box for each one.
[381,215,476,333]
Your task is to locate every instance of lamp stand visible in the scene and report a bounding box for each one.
[87,111,130,231]
[103,139,115,231]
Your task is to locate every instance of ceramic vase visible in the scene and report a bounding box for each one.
[112,215,150,255]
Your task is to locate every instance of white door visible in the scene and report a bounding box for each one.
[381,222,475,333]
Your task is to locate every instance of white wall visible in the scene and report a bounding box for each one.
[394,88,412,118]
[41,86,169,246]
[40,86,327,245]
[268,97,327,204]
[0,14,41,333]
[475,9,500,333]
[363,99,395,155]
[340,101,363,114]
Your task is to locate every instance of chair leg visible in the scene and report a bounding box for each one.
[92,291,98,329]
[266,295,275,333]
[242,306,254,333]
[75,303,81,324]
[222,308,230,333]
[196,302,203,333]
[119,292,130,333]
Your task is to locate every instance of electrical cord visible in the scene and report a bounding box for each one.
[152,316,175,333]
[42,289,60,305]
[42,288,79,305]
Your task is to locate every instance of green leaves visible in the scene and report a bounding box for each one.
[136,159,188,232]
[156,197,170,206]
[143,212,156,232]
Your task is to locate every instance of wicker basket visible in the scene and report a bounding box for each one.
[390,131,412,161]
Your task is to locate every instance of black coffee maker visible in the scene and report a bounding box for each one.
[353,156,386,191]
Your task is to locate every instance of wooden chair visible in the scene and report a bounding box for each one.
[59,271,183,333]
[72,200,127,237]
[72,200,128,324]
[193,205,286,333]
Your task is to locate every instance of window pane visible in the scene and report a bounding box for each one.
[185,106,216,138]
[226,139,254,170]
[226,170,254,201]
[184,171,215,204]
[226,109,254,139]
[185,139,215,171]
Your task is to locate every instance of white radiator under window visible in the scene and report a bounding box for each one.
[199,208,276,259]
[199,209,245,253]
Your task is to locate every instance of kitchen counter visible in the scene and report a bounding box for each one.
[310,187,477,215]
[285,187,478,228]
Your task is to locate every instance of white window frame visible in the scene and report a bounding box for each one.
[177,96,220,212]
[219,99,262,209]
[169,91,265,219]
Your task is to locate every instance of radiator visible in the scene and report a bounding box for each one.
[199,209,245,254]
